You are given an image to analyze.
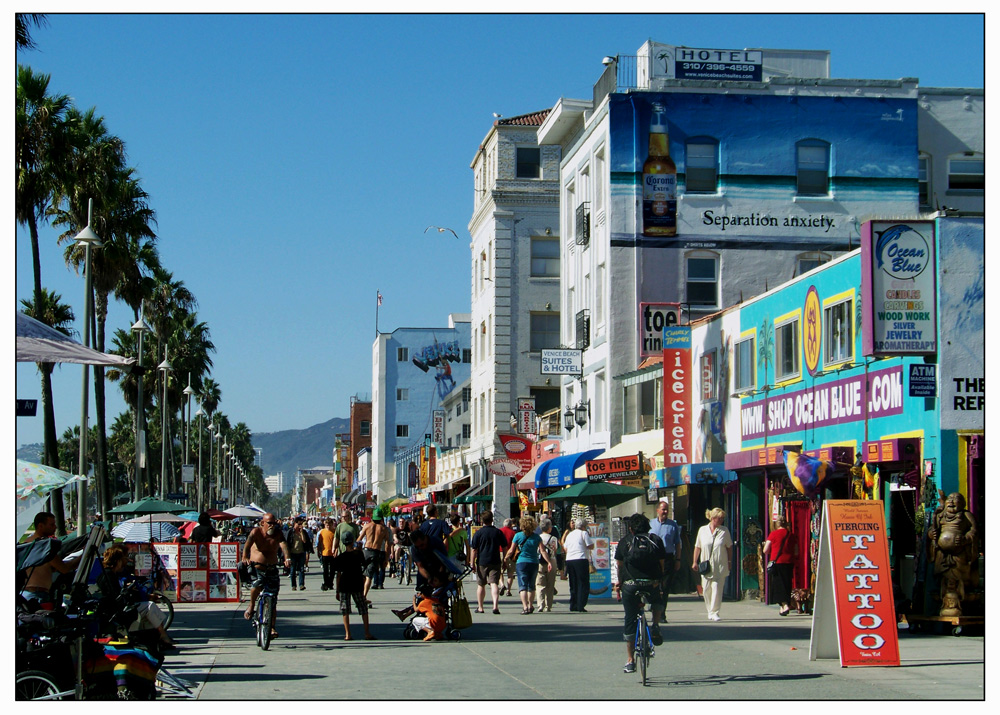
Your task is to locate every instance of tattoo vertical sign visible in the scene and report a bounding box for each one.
[662,325,692,467]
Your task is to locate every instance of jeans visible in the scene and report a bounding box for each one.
[515,561,539,592]
[566,559,590,611]
[322,554,335,590]
[289,552,306,588]
[621,582,659,640]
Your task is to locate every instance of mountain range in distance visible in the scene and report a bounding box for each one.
[252,416,350,480]
[18,417,350,487]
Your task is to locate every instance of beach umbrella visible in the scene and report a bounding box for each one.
[223,505,265,518]
[119,513,187,525]
[207,509,235,520]
[16,459,86,500]
[177,511,201,521]
[108,497,188,516]
[111,520,181,542]
[16,311,135,368]
[544,480,646,509]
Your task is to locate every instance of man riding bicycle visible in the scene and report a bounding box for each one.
[242,513,291,639]
[613,513,667,674]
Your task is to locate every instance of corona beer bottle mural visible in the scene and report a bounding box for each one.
[642,102,677,237]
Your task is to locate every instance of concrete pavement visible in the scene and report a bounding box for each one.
[162,566,984,700]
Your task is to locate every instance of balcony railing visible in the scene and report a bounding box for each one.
[576,309,591,350]
[575,202,590,247]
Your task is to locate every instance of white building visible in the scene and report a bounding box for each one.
[536,39,983,463]
[264,471,292,495]
[465,110,563,485]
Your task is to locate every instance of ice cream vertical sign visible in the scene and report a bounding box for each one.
[662,325,692,466]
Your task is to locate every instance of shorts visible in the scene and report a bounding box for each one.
[250,563,281,593]
[476,563,501,586]
[363,549,384,579]
[515,562,539,592]
[339,590,368,617]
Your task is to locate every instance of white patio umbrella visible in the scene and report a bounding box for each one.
[16,311,135,368]
[223,505,265,519]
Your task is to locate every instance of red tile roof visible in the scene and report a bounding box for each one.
[495,109,551,127]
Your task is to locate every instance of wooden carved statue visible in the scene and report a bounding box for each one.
[926,490,979,616]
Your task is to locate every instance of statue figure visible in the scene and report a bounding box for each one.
[926,491,979,616]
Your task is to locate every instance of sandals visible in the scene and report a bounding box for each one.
[475,607,485,614]
[521,608,530,615]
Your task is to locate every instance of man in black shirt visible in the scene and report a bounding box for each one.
[613,513,666,674]
[189,512,219,543]
[417,503,450,541]
[469,511,508,614]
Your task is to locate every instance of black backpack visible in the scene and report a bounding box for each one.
[625,533,660,573]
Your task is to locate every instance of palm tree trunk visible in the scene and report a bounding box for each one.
[28,215,43,315]
[40,363,66,535]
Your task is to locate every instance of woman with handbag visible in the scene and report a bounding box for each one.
[562,518,595,613]
[763,516,795,616]
[503,516,552,614]
[691,508,733,621]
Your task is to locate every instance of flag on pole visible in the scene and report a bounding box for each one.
[377,291,383,306]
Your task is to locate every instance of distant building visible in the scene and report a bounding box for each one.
[371,314,472,502]
[264,471,292,495]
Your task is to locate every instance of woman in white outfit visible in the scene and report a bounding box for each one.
[691,508,733,621]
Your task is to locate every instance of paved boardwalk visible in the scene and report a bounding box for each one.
[163,567,984,700]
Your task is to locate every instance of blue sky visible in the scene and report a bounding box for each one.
[11,13,984,449]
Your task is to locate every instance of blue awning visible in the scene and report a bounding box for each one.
[535,449,606,489]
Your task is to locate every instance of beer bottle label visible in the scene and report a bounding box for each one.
[643,173,677,229]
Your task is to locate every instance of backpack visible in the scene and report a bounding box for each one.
[625,533,660,573]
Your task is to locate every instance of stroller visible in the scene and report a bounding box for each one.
[402,552,474,642]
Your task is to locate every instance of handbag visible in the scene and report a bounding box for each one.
[766,560,776,574]
[450,582,473,629]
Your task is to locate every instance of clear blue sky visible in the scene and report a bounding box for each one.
[11,13,984,449]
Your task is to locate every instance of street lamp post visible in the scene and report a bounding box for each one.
[131,312,150,501]
[158,352,172,498]
[195,407,204,512]
[221,441,229,507]
[183,376,194,502]
[74,199,102,537]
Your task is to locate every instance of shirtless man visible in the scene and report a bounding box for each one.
[20,512,79,606]
[359,514,390,600]
[242,513,291,638]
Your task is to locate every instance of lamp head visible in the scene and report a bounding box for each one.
[563,407,575,432]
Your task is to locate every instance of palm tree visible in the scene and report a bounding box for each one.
[16,65,70,332]
[52,111,157,518]
[16,13,47,50]
[20,289,74,535]
[757,318,774,389]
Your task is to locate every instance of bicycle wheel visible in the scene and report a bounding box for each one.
[151,592,175,630]
[259,596,274,651]
[15,670,64,701]
[397,556,406,584]
[638,617,649,686]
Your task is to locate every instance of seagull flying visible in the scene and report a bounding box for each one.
[424,226,459,239]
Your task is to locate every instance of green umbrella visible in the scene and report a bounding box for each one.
[108,496,189,516]
[543,480,646,509]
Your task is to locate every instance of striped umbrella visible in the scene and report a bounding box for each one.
[111,520,181,543]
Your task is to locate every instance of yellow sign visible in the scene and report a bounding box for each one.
[803,285,821,376]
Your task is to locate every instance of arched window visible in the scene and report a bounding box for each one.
[685,137,719,193]
[796,139,830,196]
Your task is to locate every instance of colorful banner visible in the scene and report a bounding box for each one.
[499,434,533,476]
[740,365,904,441]
[862,220,937,356]
[662,326,692,466]
[128,542,239,603]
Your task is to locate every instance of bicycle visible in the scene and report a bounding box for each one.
[396,550,412,585]
[633,589,656,686]
[250,568,280,651]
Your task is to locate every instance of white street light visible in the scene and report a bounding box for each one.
[131,312,150,501]
[195,407,204,512]
[75,199,102,536]
[158,354,172,498]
